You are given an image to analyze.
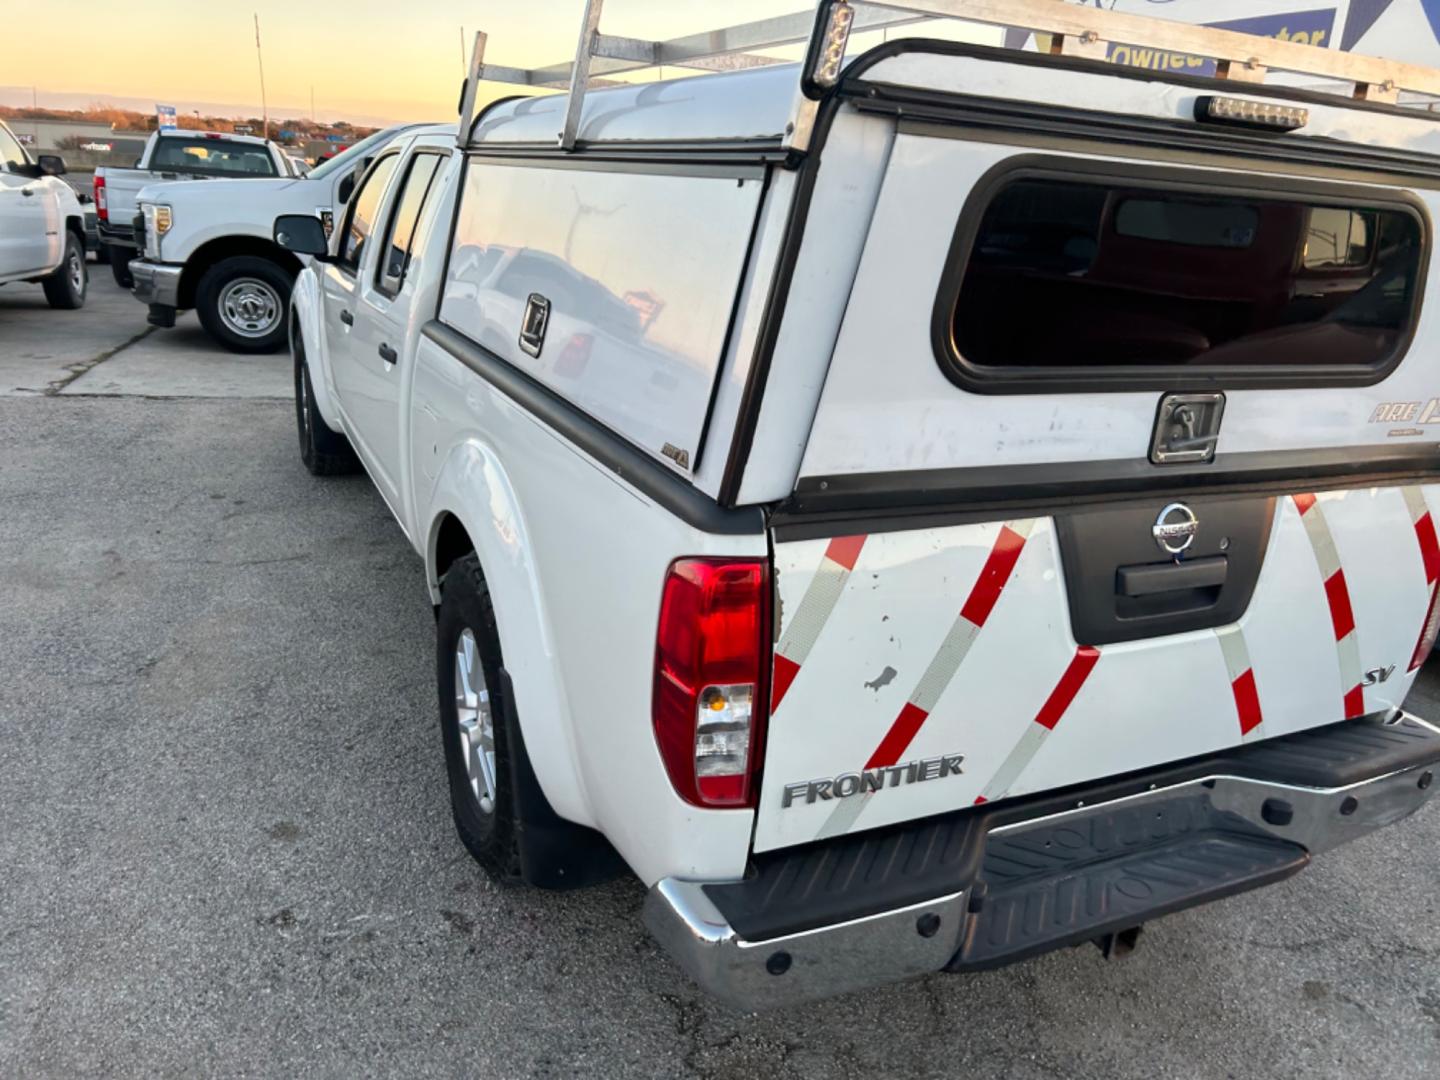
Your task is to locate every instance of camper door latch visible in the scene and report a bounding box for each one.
[1151,393,1225,465]
[519,293,551,358]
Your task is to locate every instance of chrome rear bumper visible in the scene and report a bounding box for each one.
[645,714,1439,1010]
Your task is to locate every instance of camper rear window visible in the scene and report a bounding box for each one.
[943,172,1424,388]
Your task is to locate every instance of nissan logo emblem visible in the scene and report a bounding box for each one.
[1153,502,1199,555]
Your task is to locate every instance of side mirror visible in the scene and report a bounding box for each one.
[274,214,331,259]
[37,154,66,177]
[337,172,355,205]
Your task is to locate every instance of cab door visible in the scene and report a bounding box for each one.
[318,151,400,500]
[345,148,449,500]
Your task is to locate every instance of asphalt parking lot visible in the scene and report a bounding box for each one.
[2,275,1439,1077]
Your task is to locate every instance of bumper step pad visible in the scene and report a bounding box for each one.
[655,714,1438,1007]
[703,714,1439,951]
[953,791,1307,970]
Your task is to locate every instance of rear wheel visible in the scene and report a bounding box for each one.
[196,256,292,354]
[42,232,87,310]
[437,554,521,881]
[109,254,134,289]
[294,337,359,476]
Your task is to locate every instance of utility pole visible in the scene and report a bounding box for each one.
[310,84,316,124]
[254,13,270,140]
[461,26,467,75]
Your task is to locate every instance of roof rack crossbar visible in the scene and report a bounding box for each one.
[462,0,1440,152]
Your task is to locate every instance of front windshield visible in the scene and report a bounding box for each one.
[307,125,414,182]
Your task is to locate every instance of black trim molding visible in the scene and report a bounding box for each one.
[777,443,1440,540]
[421,322,764,536]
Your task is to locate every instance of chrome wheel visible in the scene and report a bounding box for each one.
[454,628,497,815]
[218,277,282,339]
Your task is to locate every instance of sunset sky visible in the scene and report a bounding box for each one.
[3,1,850,125]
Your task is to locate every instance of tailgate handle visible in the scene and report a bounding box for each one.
[1117,556,1227,597]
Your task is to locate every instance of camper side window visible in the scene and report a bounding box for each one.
[942,167,1424,383]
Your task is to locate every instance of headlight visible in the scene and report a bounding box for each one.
[141,203,172,260]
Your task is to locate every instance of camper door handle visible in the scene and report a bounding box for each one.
[378,343,398,364]
[339,310,354,326]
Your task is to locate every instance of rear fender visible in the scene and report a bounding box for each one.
[424,442,594,829]
[290,267,342,430]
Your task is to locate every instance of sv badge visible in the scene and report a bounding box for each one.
[1362,665,1396,686]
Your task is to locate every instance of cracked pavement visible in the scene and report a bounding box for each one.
[1,274,287,399]
[0,278,1438,1077]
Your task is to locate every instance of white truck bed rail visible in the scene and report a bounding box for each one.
[461,0,1440,152]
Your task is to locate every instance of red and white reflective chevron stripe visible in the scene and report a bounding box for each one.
[974,645,1101,805]
[815,521,1034,839]
[1293,493,1364,719]
[770,534,866,713]
[1402,487,1440,586]
[1215,624,1264,740]
[1402,486,1440,671]
[865,520,1035,770]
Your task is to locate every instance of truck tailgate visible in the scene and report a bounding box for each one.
[754,488,1437,852]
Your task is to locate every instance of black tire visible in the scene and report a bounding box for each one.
[195,255,293,354]
[42,231,87,310]
[109,253,134,289]
[294,336,359,476]
[437,553,522,881]
[95,242,111,265]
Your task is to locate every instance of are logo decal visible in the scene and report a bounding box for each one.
[1370,399,1440,425]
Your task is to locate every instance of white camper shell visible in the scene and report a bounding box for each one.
[282,1,1440,1008]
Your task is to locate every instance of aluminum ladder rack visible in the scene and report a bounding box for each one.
[459,0,1440,152]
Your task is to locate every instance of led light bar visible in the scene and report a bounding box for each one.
[1195,95,1309,131]
[808,1,856,90]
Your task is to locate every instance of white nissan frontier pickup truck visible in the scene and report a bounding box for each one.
[273,1,1440,1009]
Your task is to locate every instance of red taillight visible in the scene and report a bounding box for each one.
[653,558,769,808]
[1410,581,1440,671]
[93,174,107,221]
[554,333,592,378]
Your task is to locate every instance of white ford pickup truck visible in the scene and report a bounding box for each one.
[129,124,434,353]
[94,129,295,287]
[0,119,87,308]
[277,2,1440,1008]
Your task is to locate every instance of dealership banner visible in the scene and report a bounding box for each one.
[1007,1,1440,71]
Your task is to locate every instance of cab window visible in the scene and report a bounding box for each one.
[150,137,279,177]
[339,154,400,273]
[376,152,445,296]
[0,126,29,170]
